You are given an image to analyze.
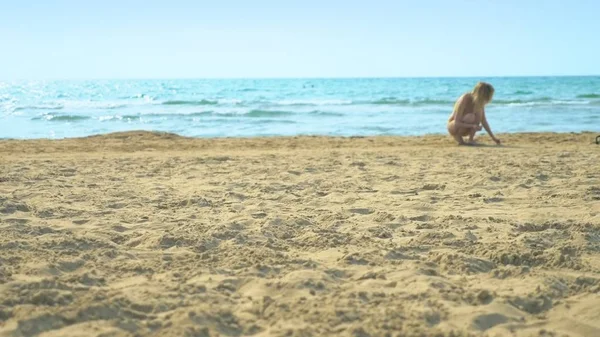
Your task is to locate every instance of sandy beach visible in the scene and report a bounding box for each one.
[0,131,598,337]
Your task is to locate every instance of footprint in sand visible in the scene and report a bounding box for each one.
[422,183,445,191]
[348,208,374,215]
[472,313,509,331]
[483,197,504,203]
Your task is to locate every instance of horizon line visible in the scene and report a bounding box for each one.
[2,74,600,81]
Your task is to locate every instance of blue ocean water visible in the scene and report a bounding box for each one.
[0,77,599,139]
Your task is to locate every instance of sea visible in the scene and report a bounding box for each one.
[0,77,599,139]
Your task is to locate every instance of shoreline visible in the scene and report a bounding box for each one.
[0,130,597,154]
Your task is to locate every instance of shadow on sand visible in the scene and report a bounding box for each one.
[461,143,520,149]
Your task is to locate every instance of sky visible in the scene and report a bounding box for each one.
[1,0,599,79]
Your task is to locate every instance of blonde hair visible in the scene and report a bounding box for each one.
[472,82,494,104]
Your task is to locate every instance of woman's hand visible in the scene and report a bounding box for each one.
[473,124,483,131]
[492,137,501,145]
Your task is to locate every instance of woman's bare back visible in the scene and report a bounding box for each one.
[448,93,482,124]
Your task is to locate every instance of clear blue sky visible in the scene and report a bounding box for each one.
[1,0,598,79]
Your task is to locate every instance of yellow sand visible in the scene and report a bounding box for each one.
[0,131,599,337]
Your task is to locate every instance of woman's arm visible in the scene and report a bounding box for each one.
[482,110,501,144]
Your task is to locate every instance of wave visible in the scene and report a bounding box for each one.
[243,109,344,118]
[513,90,534,95]
[308,110,345,117]
[15,102,127,111]
[576,93,600,99]
[167,97,595,108]
[31,114,91,122]
[411,99,454,106]
[94,103,127,110]
[121,111,214,119]
[275,99,352,106]
[374,98,454,106]
[17,95,600,121]
[121,93,155,100]
[496,99,591,107]
[246,119,297,124]
[346,98,453,106]
[360,126,396,132]
[121,110,296,119]
[366,96,597,107]
[365,96,596,107]
[88,109,345,120]
[15,105,64,111]
[245,109,295,118]
[493,97,552,104]
[161,99,219,106]
[372,98,411,105]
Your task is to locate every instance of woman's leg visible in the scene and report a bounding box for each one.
[447,121,465,145]
[462,113,478,143]
[448,113,476,145]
